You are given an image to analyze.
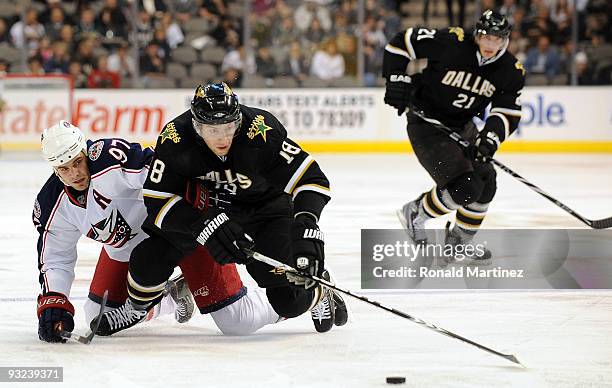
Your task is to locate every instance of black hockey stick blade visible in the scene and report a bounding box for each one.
[59,290,108,345]
[591,217,612,230]
[245,249,523,367]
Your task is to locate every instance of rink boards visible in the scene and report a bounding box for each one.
[0,86,611,152]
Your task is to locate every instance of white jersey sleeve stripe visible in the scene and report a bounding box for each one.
[154,195,181,229]
[404,28,417,60]
[40,191,66,268]
[284,155,314,194]
[143,189,175,199]
[490,107,522,117]
[385,44,411,59]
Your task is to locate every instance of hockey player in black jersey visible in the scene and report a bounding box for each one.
[383,10,525,263]
[97,82,348,335]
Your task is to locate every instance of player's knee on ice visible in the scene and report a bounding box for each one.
[211,287,280,335]
[265,286,314,319]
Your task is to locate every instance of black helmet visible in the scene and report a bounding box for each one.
[475,10,511,39]
[190,82,241,125]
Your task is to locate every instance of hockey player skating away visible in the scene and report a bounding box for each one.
[34,121,279,342]
[383,10,525,263]
[97,82,348,336]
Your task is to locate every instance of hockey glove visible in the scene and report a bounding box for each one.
[193,208,254,265]
[384,74,414,115]
[287,213,325,290]
[474,130,501,159]
[37,292,75,343]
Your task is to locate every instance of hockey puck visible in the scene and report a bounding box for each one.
[386,376,406,384]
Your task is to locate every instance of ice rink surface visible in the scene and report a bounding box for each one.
[1,152,611,388]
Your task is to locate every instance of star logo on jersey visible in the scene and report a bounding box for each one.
[449,27,464,41]
[247,115,272,142]
[160,122,181,144]
[86,209,136,248]
[515,61,526,76]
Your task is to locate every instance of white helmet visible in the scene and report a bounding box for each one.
[41,120,88,167]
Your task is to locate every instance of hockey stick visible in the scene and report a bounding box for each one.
[408,108,612,229]
[245,249,523,366]
[59,290,108,344]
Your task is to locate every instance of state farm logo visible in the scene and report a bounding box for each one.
[193,286,209,297]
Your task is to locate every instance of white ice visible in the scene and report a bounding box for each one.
[1,152,611,388]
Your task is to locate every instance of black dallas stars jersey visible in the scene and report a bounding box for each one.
[142,105,330,242]
[383,27,525,135]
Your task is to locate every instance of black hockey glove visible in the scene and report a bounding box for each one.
[287,213,325,290]
[193,208,254,265]
[37,292,75,343]
[474,130,501,159]
[384,74,414,115]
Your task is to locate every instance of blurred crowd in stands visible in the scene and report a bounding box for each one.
[0,0,609,88]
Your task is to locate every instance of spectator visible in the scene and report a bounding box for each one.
[108,43,136,80]
[75,38,98,75]
[573,51,596,85]
[336,32,357,76]
[280,42,308,85]
[44,41,70,74]
[27,56,45,75]
[45,6,66,42]
[58,24,76,54]
[138,0,168,18]
[151,28,171,61]
[304,18,325,46]
[140,42,166,76]
[134,9,154,49]
[221,46,255,78]
[222,67,241,88]
[273,16,300,49]
[0,19,10,45]
[68,61,88,88]
[160,13,184,49]
[524,5,557,47]
[310,39,345,81]
[210,17,241,47]
[75,8,99,41]
[524,35,561,80]
[102,0,128,27]
[10,8,45,52]
[255,46,278,80]
[295,2,332,32]
[97,7,128,42]
[200,0,228,23]
[37,37,54,63]
[168,0,199,23]
[88,56,121,88]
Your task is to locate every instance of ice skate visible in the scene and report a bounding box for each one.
[396,193,428,244]
[442,222,492,266]
[165,274,195,324]
[95,300,149,336]
[311,270,348,332]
